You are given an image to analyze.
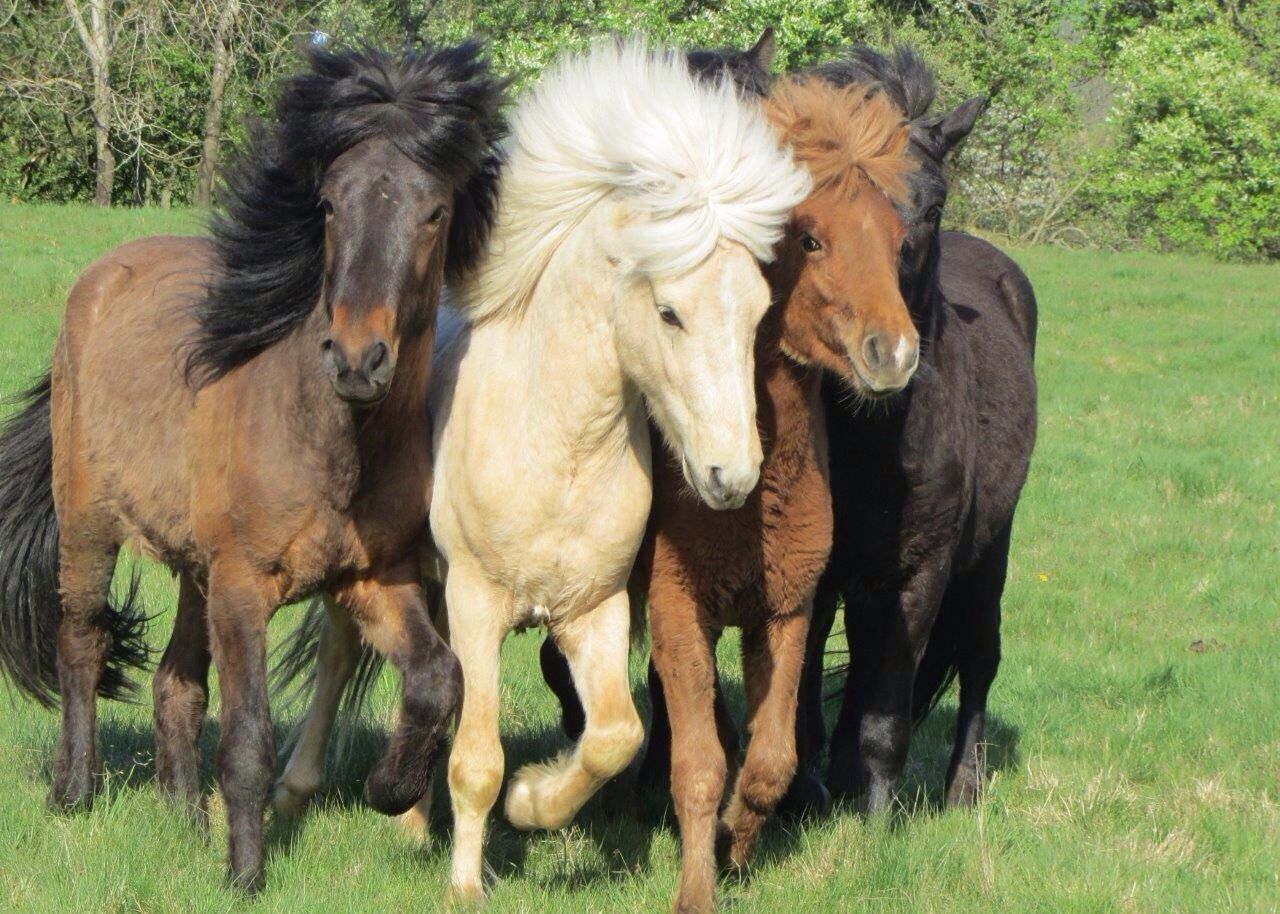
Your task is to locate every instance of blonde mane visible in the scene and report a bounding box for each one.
[763,77,915,205]
[456,40,811,323]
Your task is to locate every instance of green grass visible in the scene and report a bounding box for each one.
[1,201,1277,912]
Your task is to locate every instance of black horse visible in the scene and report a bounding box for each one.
[785,46,1038,813]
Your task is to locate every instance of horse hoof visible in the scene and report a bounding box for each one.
[445,880,486,909]
[46,779,94,814]
[227,863,266,895]
[503,777,539,830]
[776,774,831,821]
[397,803,432,844]
[944,766,981,808]
[271,782,311,819]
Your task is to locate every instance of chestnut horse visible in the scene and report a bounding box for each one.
[0,44,505,891]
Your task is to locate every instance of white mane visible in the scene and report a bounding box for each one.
[457,39,811,323]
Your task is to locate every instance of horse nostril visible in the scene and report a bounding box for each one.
[320,338,334,353]
[363,340,390,377]
[708,466,724,493]
[863,333,885,371]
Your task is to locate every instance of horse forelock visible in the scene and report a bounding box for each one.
[186,42,508,388]
[459,39,810,324]
[764,77,917,208]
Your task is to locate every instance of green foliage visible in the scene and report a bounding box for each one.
[1082,1,1280,259]
[1,0,1276,258]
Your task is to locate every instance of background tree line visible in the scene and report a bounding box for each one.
[0,0,1275,259]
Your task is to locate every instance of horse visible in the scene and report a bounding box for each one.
[271,40,811,905]
[543,63,922,912]
[0,43,506,892]
[793,46,1038,813]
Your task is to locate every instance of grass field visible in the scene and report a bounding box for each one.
[0,201,1276,913]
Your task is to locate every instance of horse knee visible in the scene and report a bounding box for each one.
[860,712,909,774]
[739,744,798,812]
[404,644,463,725]
[672,749,727,818]
[449,752,503,814]
[581,710,644,780]
[216,712,275,804]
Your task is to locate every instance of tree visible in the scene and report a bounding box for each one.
[63,0,116,205]
[194,0,242,207]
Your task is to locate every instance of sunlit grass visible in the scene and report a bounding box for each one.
[1,203,1276,912]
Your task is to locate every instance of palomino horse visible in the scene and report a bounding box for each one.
[798,46,1037,812]
[275,40,810,904]
[0,44,506,891]
[545,72,922,912]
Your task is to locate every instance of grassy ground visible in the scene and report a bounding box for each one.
[0,201,1276,913]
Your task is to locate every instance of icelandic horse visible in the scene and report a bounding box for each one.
[272,40,811,905]
[0,44,506,891]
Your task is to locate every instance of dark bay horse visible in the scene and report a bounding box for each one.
[0,43,506,891]
[791,46,1038,813]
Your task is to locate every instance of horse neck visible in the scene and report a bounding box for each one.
[484,209,635,455]
[911,231,946,345]
[758,307,823,464]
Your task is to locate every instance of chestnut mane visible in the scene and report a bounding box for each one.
[763,77,915,206]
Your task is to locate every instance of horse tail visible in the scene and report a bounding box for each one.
[0,374,148,707]
[912,595,961,724]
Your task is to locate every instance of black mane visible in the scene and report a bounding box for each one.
[187,42,507,388]
[810,45,937,122]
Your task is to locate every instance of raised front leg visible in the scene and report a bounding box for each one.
[205,562,277,893]
[336,565,461,819]
[827,569,947,813]
[154,572,211,823]
[274,595,361,818]
[720,599,810,869]
[444,565,507,905]
[505,590,644,831]
[650,585,724,914]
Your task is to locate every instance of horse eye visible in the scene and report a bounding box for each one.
[657,304,683,329]
[925,204,943,222]
[320,197,335,219]
[426,205,447,225]
[799,232,822,254]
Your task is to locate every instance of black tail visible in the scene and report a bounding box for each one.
[0,374,149,708]
[911,595,961,724]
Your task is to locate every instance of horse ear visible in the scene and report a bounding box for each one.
[932,94,987,157]
[746,27,777,72]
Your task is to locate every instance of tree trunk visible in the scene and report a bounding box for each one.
[194,0,241,208]
[65,0,114,205]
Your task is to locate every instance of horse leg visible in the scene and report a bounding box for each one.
[945,528,1009,807]
[48,534,119,811]
[778,584,838,818]
[829,570,946,813]
[153,571,211,823]
[205,561,277,892]
[273,595,361,817]
[720,598,809,868]
[640,658,738,794]
[443,565,506,904]
[539,634,584,740]
[505,590,643,830]
[650,588,723,914]
[336,565,461,819]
